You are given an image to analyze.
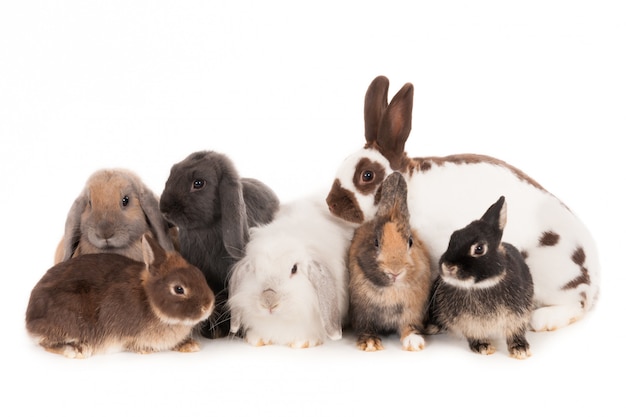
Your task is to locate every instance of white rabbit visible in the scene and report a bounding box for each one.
[228,194,355,348]
[326,75,600,332]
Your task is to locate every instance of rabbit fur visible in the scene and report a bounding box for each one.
[427,196,534,359]
[348,172,431,352]
[228,194,355,348]
[27,234,215,359]
[159,150,280,339]
[326,75,600,332]
[54,168,175,264]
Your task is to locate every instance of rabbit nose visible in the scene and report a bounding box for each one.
[261,288,279,312]
[441,263,458,277]
[96,220,115,240]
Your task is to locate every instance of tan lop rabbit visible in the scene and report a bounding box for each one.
[54,168,175,264]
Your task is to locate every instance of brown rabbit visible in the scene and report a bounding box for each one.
[348,172,431,352]
[54,168,175,264]
[26,234,214,358]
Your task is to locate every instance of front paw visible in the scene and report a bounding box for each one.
[468,339,496,355]
[357,335,384,352]
[288,339,321,349]
[401,333,425,351]
[173,338,201,353]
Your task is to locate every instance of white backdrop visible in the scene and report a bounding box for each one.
[1,1,624,416]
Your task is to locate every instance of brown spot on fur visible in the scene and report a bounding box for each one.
[520,250,528,259]
[326,179,364,224]
[561,246,591,290]
[539,231,560,247]
[406,154,546,191]
[353,158,386,195]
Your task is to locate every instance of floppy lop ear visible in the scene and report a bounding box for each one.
[57,194,88,263]
[226,259,251,334]
[137,188,175,252]
[219,174,249,259]
[307,260,342,341]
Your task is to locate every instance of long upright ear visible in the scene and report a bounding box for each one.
[138,187,175,252]
[376,83,414,170]
[59,194,88,262]
[481,195,507,232]
[307,260,342,341]
[219,174,249,259]
[364,75,390,145]
[141,233,167,269]
[375,172,409,220]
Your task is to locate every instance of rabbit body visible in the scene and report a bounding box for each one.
[428,197,534,359]
[326,76,599,332]
[55,168,175,264]
[228,195,354,348]
[159,151,279,338]
[348,173,431,352]
[26,235,215,358]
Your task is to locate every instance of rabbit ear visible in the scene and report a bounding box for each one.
[219,174,249,259]
[227,259,250,334]
[137,187,175,252]
[376,172,409,220]
[481,195,507,232]
[307,260,342,340]
[59,194,88,262]
[364,75,390,145]
[141,233,167,269]
[376,82,414,170]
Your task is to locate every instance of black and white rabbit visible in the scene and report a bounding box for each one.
[348,172,431,352]
[428,196,534,359]
[160,150,280,338]
[326,75,599,332]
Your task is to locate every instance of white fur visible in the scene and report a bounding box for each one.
[228,195,355,347]
[334,149,600,331]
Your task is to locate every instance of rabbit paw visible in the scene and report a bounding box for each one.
[401,333,425,351]
[530,305,582,332]
[288,339,321,349]
[245,334,272,347]
[357,335,384,352]
[173,339,201,353]
[469,339,496,355]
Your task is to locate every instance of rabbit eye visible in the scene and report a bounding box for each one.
[374,238,380,248]
[173,285,185,295]
[361,170,374,183]
[408,236,413,248]
[291,264,298,275]
[471,243,487,257]
[121,195,129,207]
[192,179,206,191]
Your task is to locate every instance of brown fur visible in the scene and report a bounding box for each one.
[27,235,214,358]
[348,173,431,351]
[54,169,174,264]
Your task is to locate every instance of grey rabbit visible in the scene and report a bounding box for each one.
[427,196,534,359]
[159,150,280,338]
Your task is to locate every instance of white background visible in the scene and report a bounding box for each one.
[1,1,624,416]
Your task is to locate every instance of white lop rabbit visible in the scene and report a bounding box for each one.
[326,75,600,332]
[228,194,355,348]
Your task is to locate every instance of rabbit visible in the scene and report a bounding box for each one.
[427,196,534,359]
[54,168,175,264]
[26,234,215,359]
[326,75,600,332]
[159,150,280,339]
[227,194,355,348]
[348,172,431,352]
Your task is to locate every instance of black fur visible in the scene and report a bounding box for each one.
[428,196,534,358]
[160,151,279,338]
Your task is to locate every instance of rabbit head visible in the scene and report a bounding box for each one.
[57,169,174,263]
[159,151,249,259]
[439,196,507,288]
[326,75,412,224]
